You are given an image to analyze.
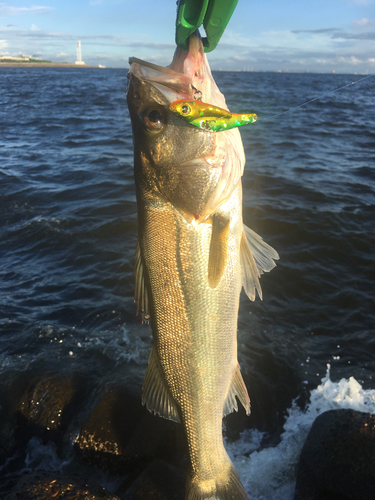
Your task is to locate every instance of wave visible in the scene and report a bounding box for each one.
[226,365,375,500]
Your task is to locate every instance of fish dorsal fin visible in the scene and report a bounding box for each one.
[142,344,180,423]
[134,240,150,323]
[208,213,231,289]
[240,224,279,301]
[223,364,251,417]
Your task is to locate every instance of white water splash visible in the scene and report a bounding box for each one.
[24,437,68,472]
[227,364,375,500]
[95,324,152,365]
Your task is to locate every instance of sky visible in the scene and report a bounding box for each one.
[0,0,374,73]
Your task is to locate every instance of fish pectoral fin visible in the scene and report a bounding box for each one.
[223,364,251,417]
[244,224,280,273]
[134,239,150,323]
[142,344,180,423]
[240,224,280,301]
[240,230,262,301]
[208,213,231,289]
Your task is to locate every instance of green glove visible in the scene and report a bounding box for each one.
[176,0,239,53]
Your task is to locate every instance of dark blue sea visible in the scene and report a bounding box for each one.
[1,67,374,499]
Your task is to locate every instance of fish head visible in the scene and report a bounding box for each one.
[127,67,216,221]
[127,33,245,222]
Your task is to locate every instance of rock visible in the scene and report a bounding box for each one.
[75,386,181,474]
[74,386,145,473]
[120,459,185,500]
[9,375,186,496]
[16,372,80,444]
[0,471,120,500]
[294,409,375,500]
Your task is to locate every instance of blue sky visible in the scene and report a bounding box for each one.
[0,0,374,73]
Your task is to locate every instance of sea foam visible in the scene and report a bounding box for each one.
[226,364,375,500]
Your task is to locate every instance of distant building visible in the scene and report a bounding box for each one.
[75,41,85,65]
[0,55,31,61]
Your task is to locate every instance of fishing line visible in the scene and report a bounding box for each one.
[260,73,374,121]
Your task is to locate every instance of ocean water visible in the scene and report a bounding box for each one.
[0,67,374,498]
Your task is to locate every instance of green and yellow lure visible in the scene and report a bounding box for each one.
[169,99,257,132]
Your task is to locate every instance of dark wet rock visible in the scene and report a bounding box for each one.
[1,470,120,500]
[16,372,81,444]
[120,459,185,500]
[4,374,187,498]
[75,386,181,475]
[0,417,13,467]
[294,409,375,500]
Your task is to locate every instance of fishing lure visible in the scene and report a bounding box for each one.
[169,99,257,132]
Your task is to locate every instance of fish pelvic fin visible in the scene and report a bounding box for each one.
[134,239,150,323]
[186,462,249,500]
[223,363,251,417]
[142,344,180,423]
[240,224,279,301]
[208,213,230,289]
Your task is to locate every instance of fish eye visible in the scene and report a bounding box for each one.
[142,107,165,132]
[181,104,191,115]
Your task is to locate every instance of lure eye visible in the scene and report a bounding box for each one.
[181,104,191,115]
[142,107,165,132]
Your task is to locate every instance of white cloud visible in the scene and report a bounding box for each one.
[0,3,52,18]
[348,0,375,4]
[353,17,369,27]
[220,29,257,49]
[92,53,124,60]
[0,10,373,72]
[338,55,363,64]
[146,54,170,63]
[353,17,375,28]
[0,38,7,50]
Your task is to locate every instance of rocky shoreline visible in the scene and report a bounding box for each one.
[0,372,187,499]
[0,371,374,499]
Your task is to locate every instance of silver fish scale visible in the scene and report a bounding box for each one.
[140,185,243,486]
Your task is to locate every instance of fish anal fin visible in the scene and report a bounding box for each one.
[208,214,230,289]
[223,363,251,417]
[134,239,150,323]
[142,344,180,423]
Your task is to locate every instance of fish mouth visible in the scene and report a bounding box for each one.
[128,56,194,102]
[128,33,206,103]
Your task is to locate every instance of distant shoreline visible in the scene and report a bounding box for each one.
[0,62,103,68]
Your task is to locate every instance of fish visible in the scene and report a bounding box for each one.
[127,33,279,500]
[169,99,258,132]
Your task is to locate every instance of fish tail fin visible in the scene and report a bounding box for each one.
[186,462,249,500]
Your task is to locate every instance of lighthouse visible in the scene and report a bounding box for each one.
[75,41,85,65]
